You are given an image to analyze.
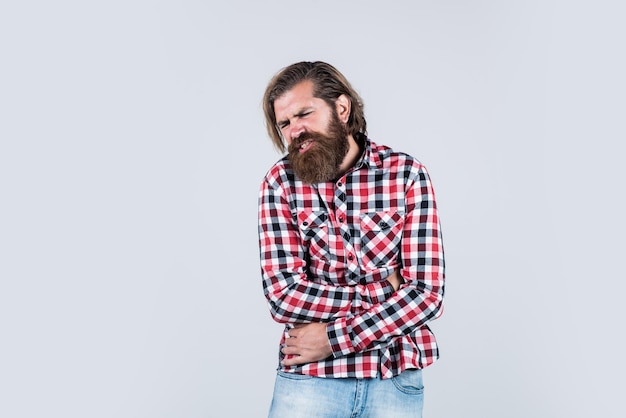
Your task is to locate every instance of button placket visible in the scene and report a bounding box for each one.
[334,179,358,272]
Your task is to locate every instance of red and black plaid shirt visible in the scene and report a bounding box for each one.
[258,137,445,379]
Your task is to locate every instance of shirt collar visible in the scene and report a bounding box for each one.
[356,134,387,171]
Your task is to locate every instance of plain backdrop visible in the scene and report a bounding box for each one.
[1,1,624,417]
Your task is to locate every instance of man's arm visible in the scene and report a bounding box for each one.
[326,165,445,357]
[282,165,445,365]
[280,270,402,366]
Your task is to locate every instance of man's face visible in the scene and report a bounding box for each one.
[274,80,349,184]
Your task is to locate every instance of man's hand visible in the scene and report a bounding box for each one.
[281,322,333,366]
[387,269,404,291]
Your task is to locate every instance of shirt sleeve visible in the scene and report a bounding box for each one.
[327,165,445,357]
[258,177,396,324]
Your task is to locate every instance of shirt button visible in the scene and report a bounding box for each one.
[347,254,354,261]
[337,182,343,187]
[339,216,344,222]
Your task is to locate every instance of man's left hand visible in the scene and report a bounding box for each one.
[281,322,333,366]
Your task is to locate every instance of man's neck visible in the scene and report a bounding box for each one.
[338,134,363,175]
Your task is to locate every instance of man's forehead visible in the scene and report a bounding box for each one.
[274,81,321,117]
[275,80,315,104]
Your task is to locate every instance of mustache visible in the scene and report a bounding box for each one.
[289,132,317,152]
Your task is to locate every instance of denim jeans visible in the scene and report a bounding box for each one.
[267,369,424,418]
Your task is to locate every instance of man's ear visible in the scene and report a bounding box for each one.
[335,94,351,124]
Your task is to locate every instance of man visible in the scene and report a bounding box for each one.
[258,61,445,418]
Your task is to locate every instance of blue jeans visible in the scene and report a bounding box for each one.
[268,369,424,418]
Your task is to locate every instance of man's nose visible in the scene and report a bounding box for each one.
[288,121,305,141]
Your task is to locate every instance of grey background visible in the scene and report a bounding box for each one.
[1,1,624,417]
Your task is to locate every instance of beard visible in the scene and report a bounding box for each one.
[287,111,350,184]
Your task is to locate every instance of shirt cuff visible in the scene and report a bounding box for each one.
[326,317,356,357]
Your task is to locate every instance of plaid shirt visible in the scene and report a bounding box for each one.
[258,137,445,379]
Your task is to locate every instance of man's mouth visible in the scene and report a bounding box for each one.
[298,139,314,153]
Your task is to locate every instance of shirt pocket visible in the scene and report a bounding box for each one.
[297,211,332,262]
[359,211,405,268]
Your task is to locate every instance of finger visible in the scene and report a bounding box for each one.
[281,345,300,356]
[282,355,307,366]
[282,339,299,348]
[282,358,298,366]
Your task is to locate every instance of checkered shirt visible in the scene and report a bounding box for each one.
[258,137,445,379]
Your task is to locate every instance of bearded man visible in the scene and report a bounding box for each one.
[258,61,445,418]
